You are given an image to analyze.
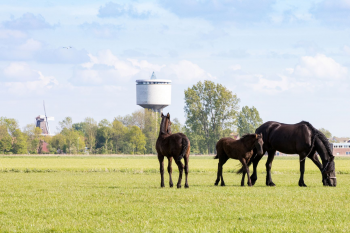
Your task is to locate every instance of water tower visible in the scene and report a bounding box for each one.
[136,72,171,113]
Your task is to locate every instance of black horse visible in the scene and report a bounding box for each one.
[247,121,336,187]
[156,113,191,188]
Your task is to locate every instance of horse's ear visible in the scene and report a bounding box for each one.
[161,113,164,117]
[167,113,170,118]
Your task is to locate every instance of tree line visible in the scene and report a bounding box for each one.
[2,80,333,155]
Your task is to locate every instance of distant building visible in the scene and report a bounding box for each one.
[330,143,350,156]
[136,71,171,113]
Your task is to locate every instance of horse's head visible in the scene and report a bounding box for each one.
[254,133,264,156]
[160,113,171,134]
[167,118,172,134]
[322,156,336,187]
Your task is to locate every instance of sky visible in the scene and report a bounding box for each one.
[0,0,350,136]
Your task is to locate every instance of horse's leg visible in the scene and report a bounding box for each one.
[158,154,165,188]
[243,158,253,186]
[219,155,229,186]
[298,156,307,187]
[250,151,265,186]
[167,157,173,188]
[241,170,246,187]
[266,150,276,186]
[240,160,246,187]
[175,159,184,188]
[308,153,326,185]
[184,155,189,188]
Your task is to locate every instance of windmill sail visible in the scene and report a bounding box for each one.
[35,101,54,135]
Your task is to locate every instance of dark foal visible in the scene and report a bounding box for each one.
[156,113,191,188]
[214,134,263,187]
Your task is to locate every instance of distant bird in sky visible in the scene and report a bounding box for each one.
[62,46,72,49]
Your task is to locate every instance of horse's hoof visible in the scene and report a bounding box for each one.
[177,185,181,189]
[169,183,173,187]
[185,184,189,188]
[221,183,225,187]
[214,182,219,186]
[267,182,276,187]
[251,179,257,186]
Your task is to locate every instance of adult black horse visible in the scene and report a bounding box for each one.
[245,121,336,187]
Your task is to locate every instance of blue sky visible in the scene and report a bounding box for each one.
[0,0,350,136]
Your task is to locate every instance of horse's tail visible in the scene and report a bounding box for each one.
[236,153,255,174]
[301,121,333,161]
[236,163,245,174]
[178,137,189,162]
[214,154,219,159]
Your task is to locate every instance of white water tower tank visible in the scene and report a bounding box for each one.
[136,72,171,113]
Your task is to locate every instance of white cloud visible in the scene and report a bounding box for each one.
[229,64,241,71]
[4,72,58,95]
[1,62,58,95]
[249,75,311,95]
[72,50,214,85]
[161,60,215,83]
[3,62,39,81]
[18,39,42,52]
[293,54,348,80]
[2,13,55,30]
[0,29,27,39]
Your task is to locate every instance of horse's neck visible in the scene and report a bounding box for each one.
[241,136,255,151]
[315,138,331,162]
[159,118,168,135]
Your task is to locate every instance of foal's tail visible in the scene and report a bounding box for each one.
[178,137,189,162]
[236,153,255,174]
[236,163,245,174]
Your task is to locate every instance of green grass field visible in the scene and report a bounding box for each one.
[0,156,349,232]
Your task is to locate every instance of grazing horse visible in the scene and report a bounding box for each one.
[214,134,264,186]
[156,113,191,188]
[248,121,336,187]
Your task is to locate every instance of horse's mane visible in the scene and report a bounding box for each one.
[240,134,255,139]
[300,121,333,158]
[159,116,168,134]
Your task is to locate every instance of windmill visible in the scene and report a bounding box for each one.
[35,101,54,135]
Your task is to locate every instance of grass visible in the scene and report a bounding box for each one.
[0,156,349,232]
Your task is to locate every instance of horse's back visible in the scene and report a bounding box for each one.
[157,133,189,158]
[256,121,313,154]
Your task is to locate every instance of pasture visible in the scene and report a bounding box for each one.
[0,156,349,232]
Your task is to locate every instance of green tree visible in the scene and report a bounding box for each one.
[0,117,19,136]
[12,129,28,154]
[111,119,127,154]
[127,126,146,154]
[142,109,160,154]
[319,128,332,139]
[0,124,12,154]
[237,106,263,136]
[170,118,184,134]
[23,124,42,153]
[184,80,240,154]
[50,134,66,153]
[96,119,113,154]
[73,122,87,134]
[84,117,97,153]
[59,117,76,154]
